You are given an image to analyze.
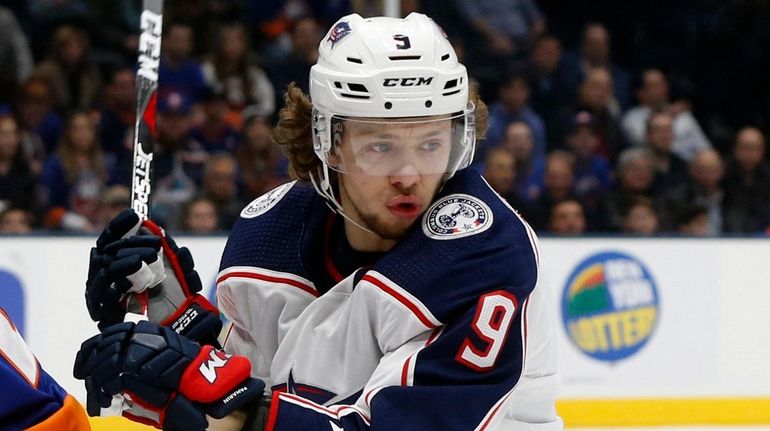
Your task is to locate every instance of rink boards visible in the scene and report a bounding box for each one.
[0,235,768,427]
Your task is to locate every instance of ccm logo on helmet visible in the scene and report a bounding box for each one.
[383,76,434,87]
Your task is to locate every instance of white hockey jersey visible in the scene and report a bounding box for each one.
[216,169,562,430]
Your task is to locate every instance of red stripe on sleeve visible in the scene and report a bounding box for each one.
[362,274,437,329]
[217,271,318,297]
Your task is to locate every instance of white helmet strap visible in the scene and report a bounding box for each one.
[309,165,376,234]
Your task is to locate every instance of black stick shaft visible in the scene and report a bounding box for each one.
[131,0,164,220]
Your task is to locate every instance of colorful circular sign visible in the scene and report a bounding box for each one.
[562,251,659,362]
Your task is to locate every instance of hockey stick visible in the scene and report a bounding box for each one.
[132,0,164,221]
[96,1,166,416]
[127,0,164,318]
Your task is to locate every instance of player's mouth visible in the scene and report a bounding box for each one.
[386,195,422,219]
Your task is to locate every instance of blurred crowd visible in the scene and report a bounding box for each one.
[0,0,769,237]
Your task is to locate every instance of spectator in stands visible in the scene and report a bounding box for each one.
[622,196,659,236]
[452,0,545,88]
[563,111,611,228]
[159,21,209,105]
[482,146,517,197]
[14,75,62,163]
[644,111,689,192]
[497,122,545,204]
[528,150,576,231]
[622,68,711,162]
[201,21,275,122]
[0,207,32,234]
[154,91,208,185]
[604,147,660,231]
[236,112,287,202]
[266,16,321,103]
[166,0,243,55]
[0,114,39,217]
[665,149,725,236]
[150,92,203,230]
[688,149,725,235]
[561,22,631,109]
[0,6,33,105]
[483,73,546,163]
[42,111,108,231]
[555,67,625,163]
[521,34,576,143]
[87,0,142,63]
[179,196,219,234]
[0,206,31,233]
[98,65,135,185]
[722,127,770,233]
[548,199,586,235]
[95,184,130,231]
[28,0,92,31]
[190,89,241,154]
[34,24,101,114]
[676,204,711,236]
[200,152,241,230]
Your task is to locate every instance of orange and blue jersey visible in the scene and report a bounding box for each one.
[0,307,90,431]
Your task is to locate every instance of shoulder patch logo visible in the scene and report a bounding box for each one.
[422,194,493,240]
[240,182,295,219]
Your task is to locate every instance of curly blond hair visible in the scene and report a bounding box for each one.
[272,82,489,181]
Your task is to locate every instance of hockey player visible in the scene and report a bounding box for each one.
[75,13,562,431]
[0,307,91,430]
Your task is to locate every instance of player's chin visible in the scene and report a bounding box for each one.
[372,216,417,240]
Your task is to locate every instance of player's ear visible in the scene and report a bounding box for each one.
[328,152,341,170]
[328,122,345,169]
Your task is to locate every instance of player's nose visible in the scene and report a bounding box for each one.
[389,163,420,188]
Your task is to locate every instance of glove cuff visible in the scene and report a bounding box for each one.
[179,345,258,404]
[160,295,222,346]
[201,377,266,419]
[141,219,195,297]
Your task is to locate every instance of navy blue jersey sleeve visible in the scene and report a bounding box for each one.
[375,169,539,322]
[0,308,90,430]
[0,361,68,428]
[219,181,320,276]
[266,287,531,431]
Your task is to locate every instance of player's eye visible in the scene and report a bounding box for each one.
[419,140,443,152]
[366,141,392,153]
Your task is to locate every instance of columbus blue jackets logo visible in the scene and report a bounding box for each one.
[327,21,352,48]
[241,182,295,219]
[422,194,492,240]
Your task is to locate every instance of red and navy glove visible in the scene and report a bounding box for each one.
[85,209,221,345]
[74,321,264,431]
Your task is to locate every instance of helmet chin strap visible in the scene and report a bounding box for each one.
[310,165,376,235]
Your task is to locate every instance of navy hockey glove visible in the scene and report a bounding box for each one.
[85,209,221,345]
[74,321,264,431]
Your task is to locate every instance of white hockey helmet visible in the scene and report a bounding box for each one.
[309,13,476,185]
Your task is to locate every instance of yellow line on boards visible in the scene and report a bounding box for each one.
[89,416,156,431]
[557,397,770,427]
[86,398,770,429]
